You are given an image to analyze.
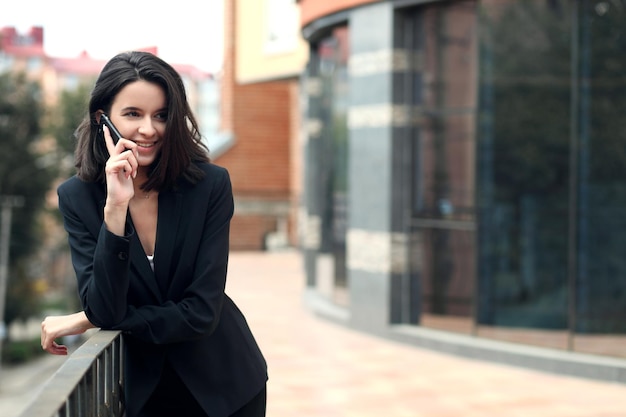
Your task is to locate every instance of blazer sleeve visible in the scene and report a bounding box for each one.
[113,167,234,344]
[58,182,134,328]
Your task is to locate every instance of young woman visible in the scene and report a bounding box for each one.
[40,51,267,417]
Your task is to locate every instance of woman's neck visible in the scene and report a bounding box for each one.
[133,169,153,200]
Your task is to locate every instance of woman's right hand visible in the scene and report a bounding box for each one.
[102,125,139,235]
[103,125,139,206]
[41,311,97,355]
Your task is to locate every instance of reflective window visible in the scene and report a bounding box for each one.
[399,0,626,357]
[398,1,478,333]
[570,0,626,357]
[476,0,573,349]
[309,26,350,304]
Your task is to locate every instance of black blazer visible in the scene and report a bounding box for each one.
[57,163,267,417]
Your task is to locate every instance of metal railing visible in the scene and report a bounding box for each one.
[19,330,124,417]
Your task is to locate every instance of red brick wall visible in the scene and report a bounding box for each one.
[221,80,292,194]
[218,0,300,251]
[230,215,278,250]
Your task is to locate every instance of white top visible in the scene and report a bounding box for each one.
[147,254,154,271]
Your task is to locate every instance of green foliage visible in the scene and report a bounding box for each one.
[44,83,92,178]
[0,71,56,326]
[1,338,44,364]
[4,260,41,328]
[0,72,54,260]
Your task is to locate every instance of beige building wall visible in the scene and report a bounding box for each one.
[236,0,309,84]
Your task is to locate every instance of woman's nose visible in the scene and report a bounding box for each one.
[138,117,157,136]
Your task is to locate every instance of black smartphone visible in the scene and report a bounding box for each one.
[100,113,123,144]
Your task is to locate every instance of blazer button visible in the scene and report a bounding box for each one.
[118,252,128,261]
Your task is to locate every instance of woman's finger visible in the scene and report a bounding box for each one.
[106,157,136,180]
[103,125,117,155]
[124,149,139,178]
[43,340,68,355]
[104,126,138,160]
[103,127,138,179]
[49,341,68,355]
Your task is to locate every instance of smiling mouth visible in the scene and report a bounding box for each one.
[136,142,157,148]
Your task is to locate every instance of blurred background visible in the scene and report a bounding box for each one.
[1,0,626,397]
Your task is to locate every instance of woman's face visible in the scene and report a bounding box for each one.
[108,80,167,168]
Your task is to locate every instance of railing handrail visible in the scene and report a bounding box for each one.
[19,330,124,417]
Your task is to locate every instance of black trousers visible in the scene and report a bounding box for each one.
[138,364,266,417]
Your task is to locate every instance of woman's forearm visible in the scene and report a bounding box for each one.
[41,311,97,355]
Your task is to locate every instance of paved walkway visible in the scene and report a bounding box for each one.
[3,250,626,416]
[0,348,68,417]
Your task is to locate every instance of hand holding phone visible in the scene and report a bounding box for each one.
[100,113,138,182]
[100,113,123,144]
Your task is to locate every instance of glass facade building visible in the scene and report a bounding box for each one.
[301,0,626,364]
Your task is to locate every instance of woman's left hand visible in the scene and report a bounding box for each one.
[41,311,96,355]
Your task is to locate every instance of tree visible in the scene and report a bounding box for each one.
[45,82,92,179]
[40,81,94,312]
[0,71,56,327]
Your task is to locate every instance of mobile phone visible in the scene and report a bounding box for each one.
[100,113,123,144]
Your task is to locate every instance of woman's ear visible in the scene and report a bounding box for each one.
[95,110,104,125]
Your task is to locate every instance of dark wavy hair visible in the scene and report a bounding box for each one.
[74,51,210,192]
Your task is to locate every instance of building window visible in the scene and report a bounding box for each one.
[198,77,232,157]
[265,0,299,54]
[0,52,14,73]
[397,1,478,332]
[306,25,350,302]
[477,0,626,357]
[27,56,41,72]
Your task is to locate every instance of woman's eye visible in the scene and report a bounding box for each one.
[125,111,140,117]
[155,113,168,121]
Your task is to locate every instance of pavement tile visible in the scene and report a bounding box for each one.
[225,250,626,417]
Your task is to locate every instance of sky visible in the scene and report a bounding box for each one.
[0,0,224,73]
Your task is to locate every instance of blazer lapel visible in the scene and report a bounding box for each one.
[97,193,162,302]
[153,190,183,297]
[129,231,163,302]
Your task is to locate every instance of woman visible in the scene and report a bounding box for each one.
[40,51,267,417]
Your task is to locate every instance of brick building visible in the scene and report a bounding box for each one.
[217,0,308,250]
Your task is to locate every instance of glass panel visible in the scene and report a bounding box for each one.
[404,0,626,357]
[315,26,350,305]
[419,228,476,329]
[476,0,572,350]
[572,0,626,358]
[407,1,478,333]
